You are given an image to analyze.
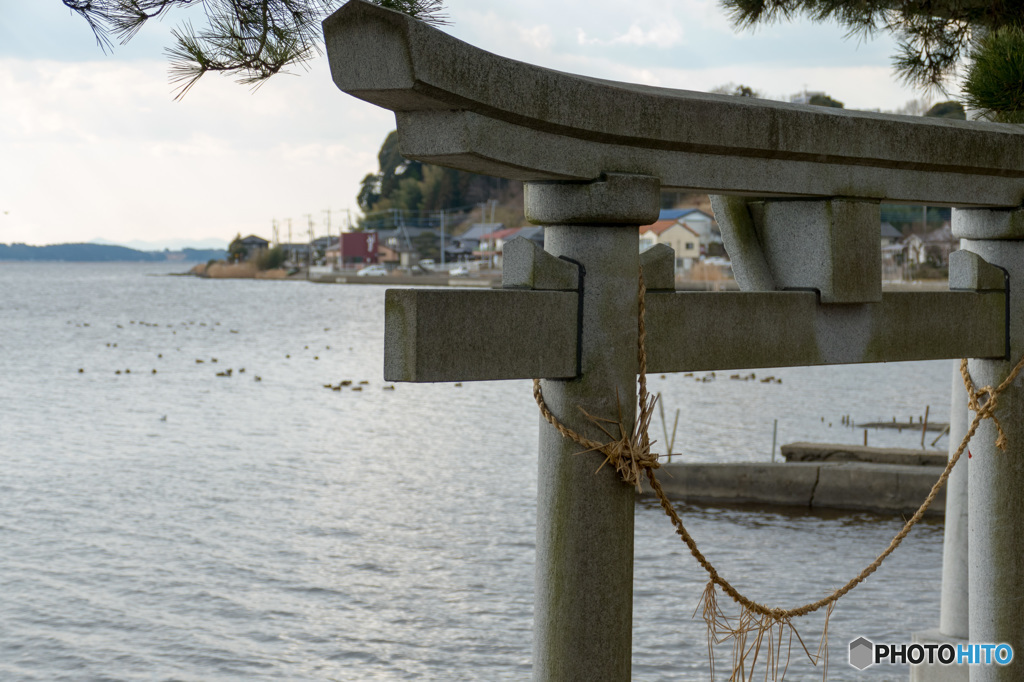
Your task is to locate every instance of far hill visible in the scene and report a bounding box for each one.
[0,243,226,262]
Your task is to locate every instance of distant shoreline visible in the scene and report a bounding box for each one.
[0,242,226,263]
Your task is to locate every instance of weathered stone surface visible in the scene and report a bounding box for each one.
[709,195,775,291]
[524,173,660,226]
[502,237,578,291]
[963,239,1024,676]
[782,442,946,466]
[940,370,970,640]
[953,206,1024,240]
[535,224,639,681]
[644,290,1006,371]
[751,199,882,303]
[948,249,1007,292]
[324,1,1024,206]
[383,289,577,381]
[395,110,1024,207]
[638,243,675,291]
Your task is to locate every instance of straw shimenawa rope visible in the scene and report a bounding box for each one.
[533,267,1024,681]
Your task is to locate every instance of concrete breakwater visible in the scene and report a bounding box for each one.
[647,443,949,516]
[782,441,946,466]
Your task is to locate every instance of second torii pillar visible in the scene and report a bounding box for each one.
[527,174,661,681]
[957,208,1024,681]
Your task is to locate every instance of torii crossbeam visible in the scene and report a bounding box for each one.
[324,3,1024,680]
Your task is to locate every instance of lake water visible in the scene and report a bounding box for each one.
[0,262,955,680]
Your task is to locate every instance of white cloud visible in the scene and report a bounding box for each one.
[0,56,394,246]
[518,25,554,51]
[577,20,685,48]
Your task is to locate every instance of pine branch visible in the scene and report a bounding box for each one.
[720,0,1024,118]
[64,0,448,97]
[962,26,1024,123]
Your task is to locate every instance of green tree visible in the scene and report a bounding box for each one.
[710,83,763,98]
[808,93,844,108]
[924,100,966,120]
[721,1,1024,121]
[411,231,439,261]
[227,233,247,262]
[254,245,287,270]
[63,0,447,96]
[357,131,517,219]
[962,27,1024,123]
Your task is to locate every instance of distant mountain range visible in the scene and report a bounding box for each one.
[0,242,227,262]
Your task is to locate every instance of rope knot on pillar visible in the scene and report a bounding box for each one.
[533,267,661,492]
[960,357,1024,452]
[533,380,660,491]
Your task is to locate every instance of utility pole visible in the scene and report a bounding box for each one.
[440,208,446,269]
[304,213,315,276]
[287,218,293,266]
[271,219,279,247]
[324,209,333,267]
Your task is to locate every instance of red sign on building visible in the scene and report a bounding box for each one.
[340,232,378,264]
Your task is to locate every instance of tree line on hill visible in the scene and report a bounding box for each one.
[355,131,523,231]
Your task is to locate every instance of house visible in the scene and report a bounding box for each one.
[375,226,444,266]
[377,226,437,252]
[880,222,902,247]
[341,232,379,265]
[904,234,927,266]
[922,222,957,266]
[237,235,269,260]
[658,208,721,256]
[477,226,522,268]
[378,243,401,266]
[639,220,701,272]
[278,242,310,265]
[325,232,380,266]
[452,223,502,253]
[516,226,545,248]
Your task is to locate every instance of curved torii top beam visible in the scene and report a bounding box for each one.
[324,0,1024,207]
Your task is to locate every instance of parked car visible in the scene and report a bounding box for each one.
[356,264,388,277]
[450,264,471,277]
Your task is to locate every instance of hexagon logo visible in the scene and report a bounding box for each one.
[849,637,875,670]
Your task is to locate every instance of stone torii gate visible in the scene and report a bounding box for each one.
[323,2,1024,679]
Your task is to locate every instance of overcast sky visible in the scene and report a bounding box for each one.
[1,0,931,249]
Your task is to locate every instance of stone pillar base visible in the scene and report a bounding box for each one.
[909,629,968,682]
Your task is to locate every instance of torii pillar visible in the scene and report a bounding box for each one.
[958,208,1024,681]
[527,174,659,679]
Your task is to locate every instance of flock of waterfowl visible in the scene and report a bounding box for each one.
[669,371,783,384]
[74,318,785,391]
[321,379,398,392]
[67,319,395,390]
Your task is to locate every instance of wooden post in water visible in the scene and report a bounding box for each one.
[921,405,930,449]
